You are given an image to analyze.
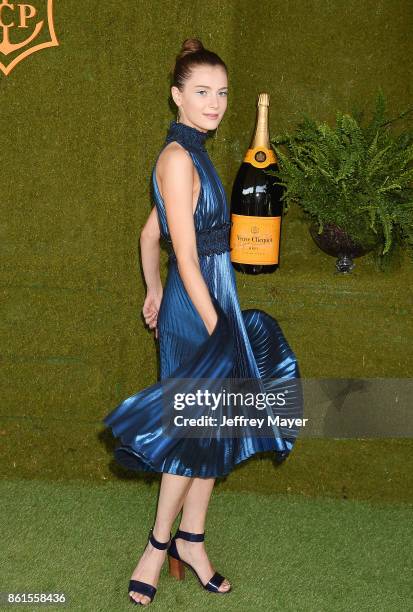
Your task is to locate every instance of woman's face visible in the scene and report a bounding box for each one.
[172,64,228,133]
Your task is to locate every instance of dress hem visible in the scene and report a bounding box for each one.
[108,436,292,480]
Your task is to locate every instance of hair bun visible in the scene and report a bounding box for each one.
[171,38,227,90]
[178,38,204,58]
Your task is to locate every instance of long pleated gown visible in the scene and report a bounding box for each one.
[103,120,303,478]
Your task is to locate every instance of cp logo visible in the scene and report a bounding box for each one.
[0,0,58,76]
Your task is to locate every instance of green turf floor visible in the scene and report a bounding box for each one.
[1,479,412,612]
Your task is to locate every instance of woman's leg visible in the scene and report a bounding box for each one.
[177,477,231,592]
[129,473,193,605]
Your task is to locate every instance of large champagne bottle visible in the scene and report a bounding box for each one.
[230,93,284,274]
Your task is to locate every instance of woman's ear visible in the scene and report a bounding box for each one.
[171,85,182,108]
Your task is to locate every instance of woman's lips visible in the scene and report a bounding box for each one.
[204,114,219,119]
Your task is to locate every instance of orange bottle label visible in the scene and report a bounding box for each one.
[230,213,281,265]
[243,147,277,169]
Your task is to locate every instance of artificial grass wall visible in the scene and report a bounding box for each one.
[1,1,412,499]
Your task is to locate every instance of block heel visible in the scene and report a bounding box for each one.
[168,554,185,580]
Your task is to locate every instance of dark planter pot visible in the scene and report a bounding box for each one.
[309,222,378,273]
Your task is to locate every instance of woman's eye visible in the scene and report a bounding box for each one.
[196,90,228,96]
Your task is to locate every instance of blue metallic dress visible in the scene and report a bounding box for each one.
[103,120,303,478]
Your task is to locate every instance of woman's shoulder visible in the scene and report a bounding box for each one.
[156,141,194,177]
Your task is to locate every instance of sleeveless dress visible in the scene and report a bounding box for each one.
[102,120,304,478]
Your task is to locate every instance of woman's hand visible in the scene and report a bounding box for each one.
[205,311,218,336]
[142,287,163,339]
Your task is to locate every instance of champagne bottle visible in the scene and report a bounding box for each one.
[230,93,284,274]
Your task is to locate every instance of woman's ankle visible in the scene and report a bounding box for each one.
[177,523,205,535]
[152,522,172,542]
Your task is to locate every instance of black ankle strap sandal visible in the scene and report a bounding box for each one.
[128,527,172,606]
[168,528,231,594]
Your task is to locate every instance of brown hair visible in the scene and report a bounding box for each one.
[171,38,227,91]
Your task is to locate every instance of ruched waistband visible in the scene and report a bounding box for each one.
[164,221,231,262]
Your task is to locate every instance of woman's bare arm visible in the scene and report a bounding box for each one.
[159,145,218,335]
[140,206,162,293]
[140,207,162,339]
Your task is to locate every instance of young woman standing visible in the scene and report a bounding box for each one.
[103,37,302,606]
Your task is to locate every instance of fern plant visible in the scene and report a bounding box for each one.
[268,89,413,264]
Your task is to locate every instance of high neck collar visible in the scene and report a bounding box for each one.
[165,120,208,152]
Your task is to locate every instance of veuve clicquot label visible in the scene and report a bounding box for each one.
[230,93,284,274]
[230,212,281,264]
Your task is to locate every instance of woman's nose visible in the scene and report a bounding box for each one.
[208,97,219,109]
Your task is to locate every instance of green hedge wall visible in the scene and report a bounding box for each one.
[1,0,411,501]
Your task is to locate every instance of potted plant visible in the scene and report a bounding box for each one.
[267,89,413,272]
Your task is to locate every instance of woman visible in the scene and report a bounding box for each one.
[103,38,302,606]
